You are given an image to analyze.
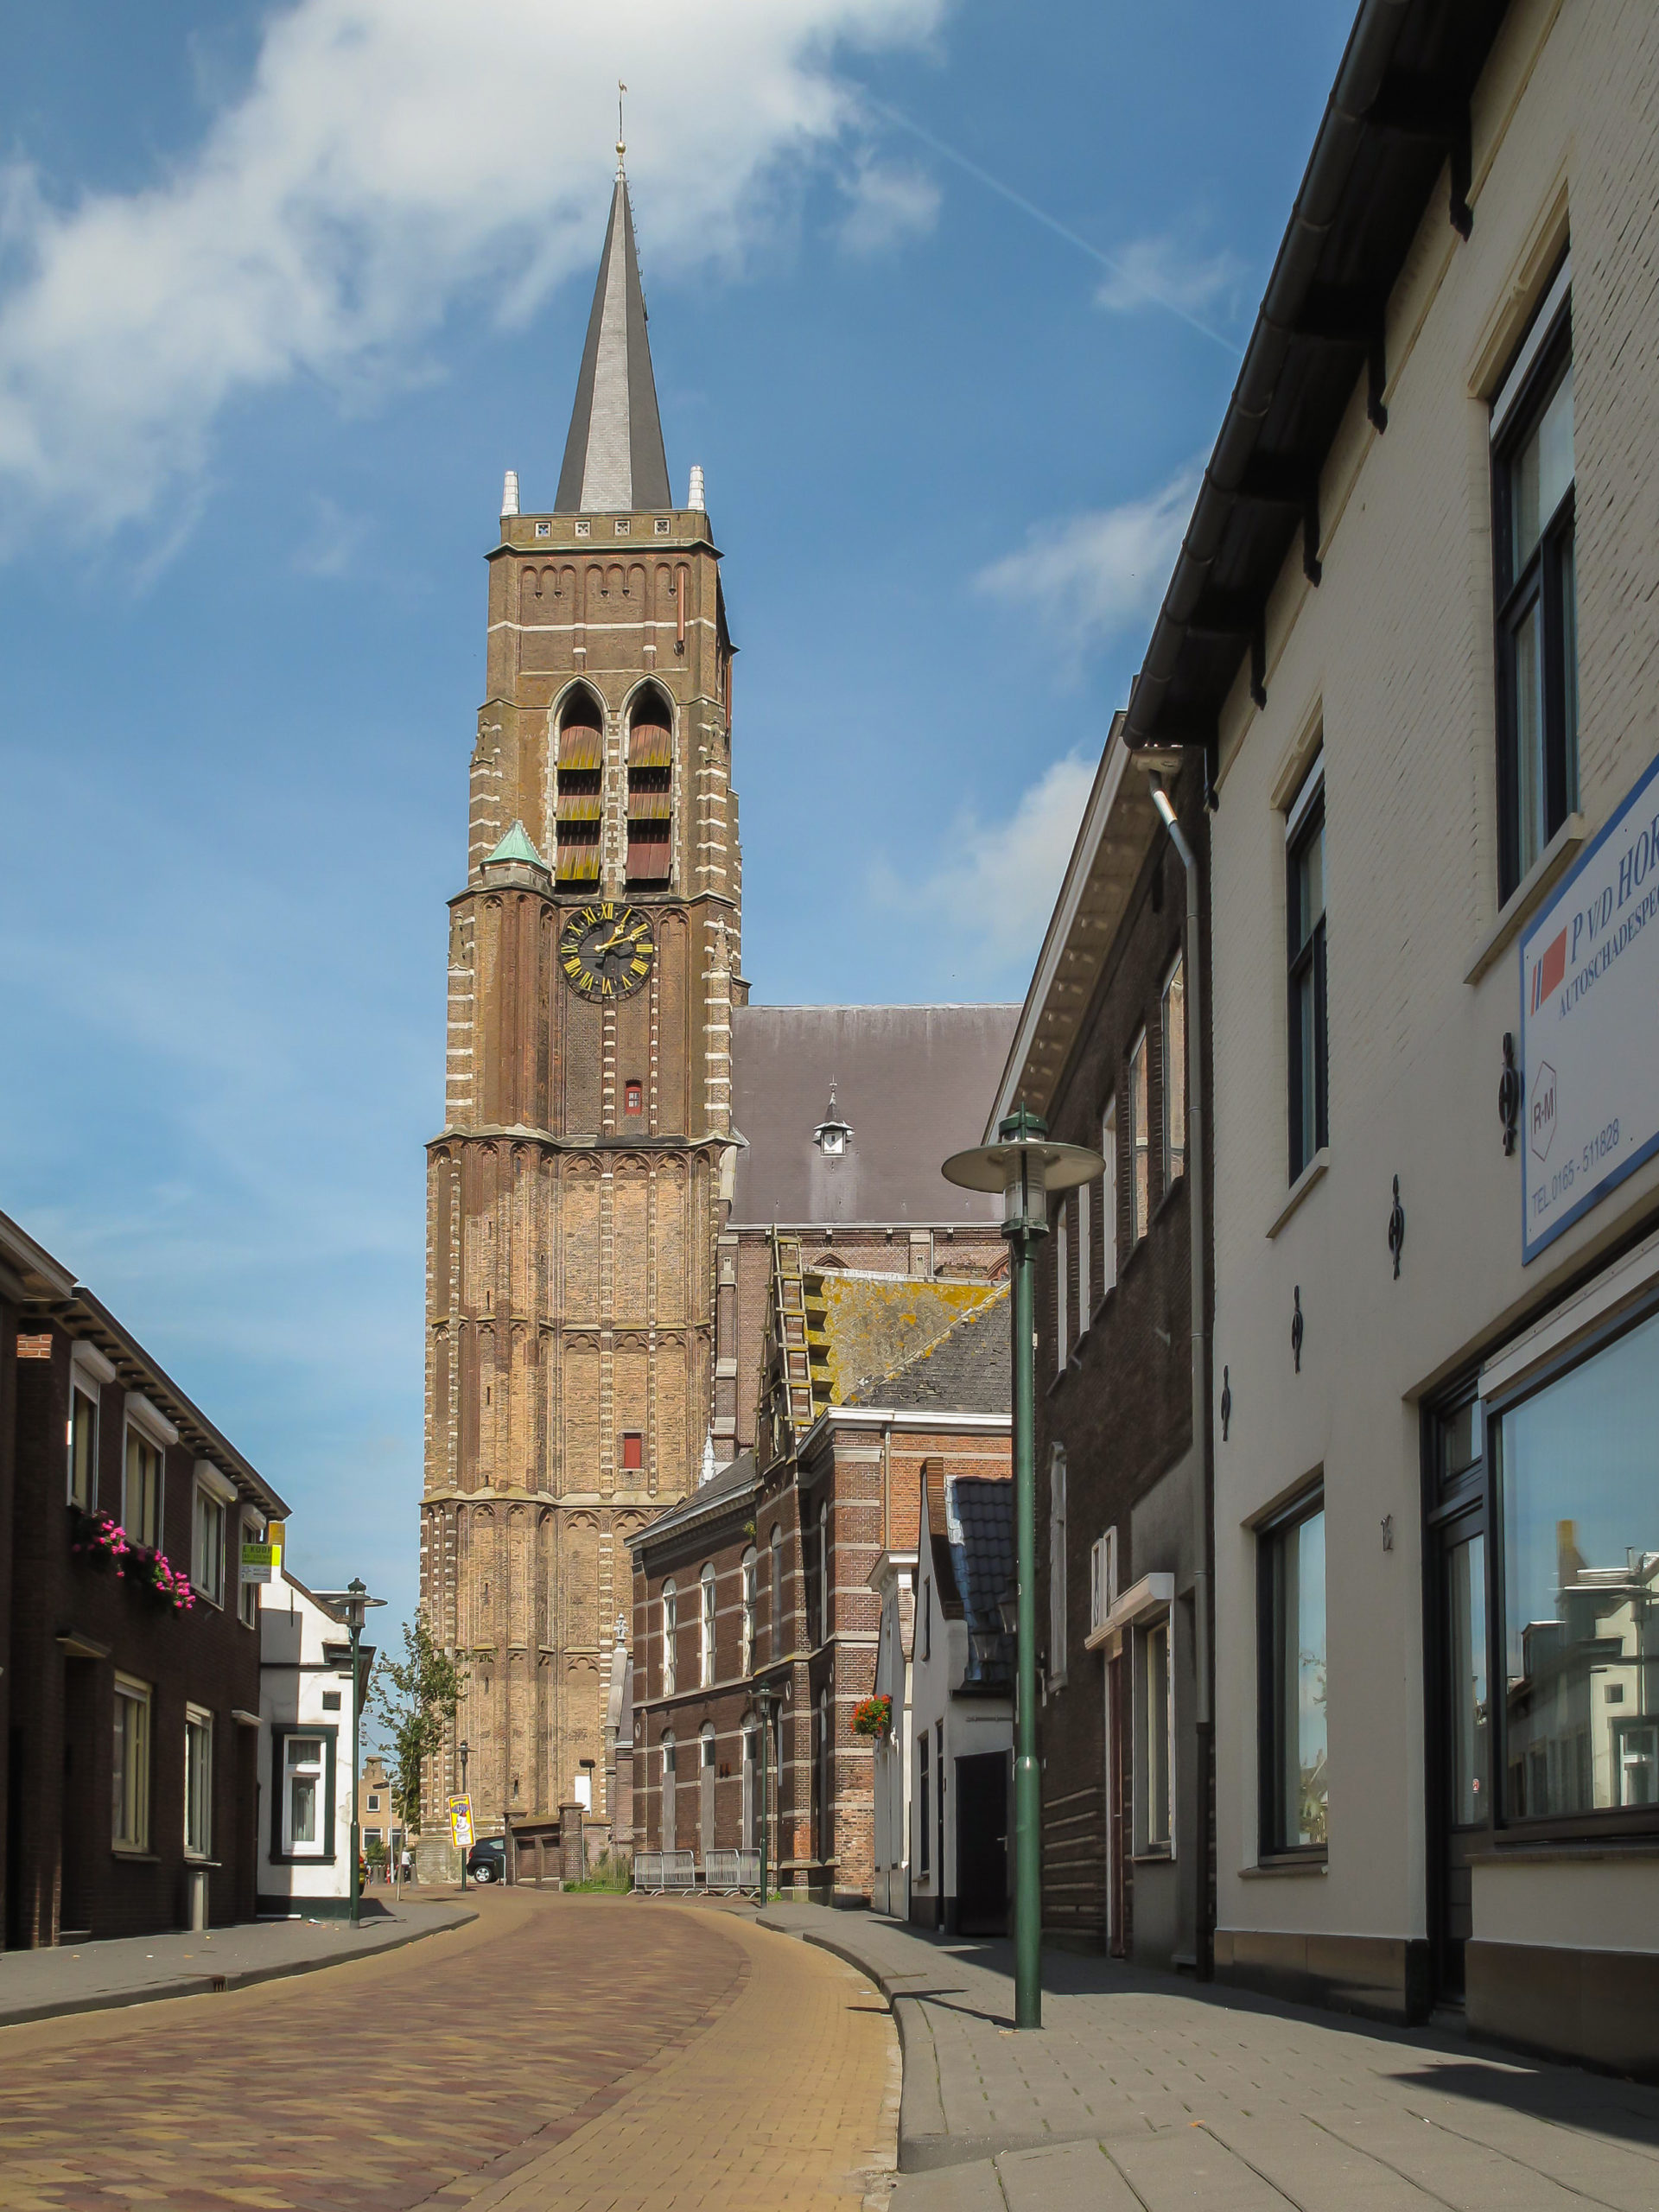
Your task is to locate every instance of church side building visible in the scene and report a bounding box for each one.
[418,161,741,1861]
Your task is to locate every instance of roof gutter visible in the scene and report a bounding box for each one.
[1124,0,1416,751]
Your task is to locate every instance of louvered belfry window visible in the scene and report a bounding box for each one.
[626,695,672,886]
[556,696,603,886]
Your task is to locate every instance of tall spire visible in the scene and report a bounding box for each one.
[554,163,672,514]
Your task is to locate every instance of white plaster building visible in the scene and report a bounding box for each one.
[1116,0,1659,2075]
[257,1567,375,1918]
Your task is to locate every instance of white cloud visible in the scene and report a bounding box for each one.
[976,465,1198,660]
[0,0,946,546]
[1095,231,1246,321]
[836,152,940,254]
[869,752,1098,987]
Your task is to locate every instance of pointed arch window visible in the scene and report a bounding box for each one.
[626,689,673,887]
[556,690,604,886]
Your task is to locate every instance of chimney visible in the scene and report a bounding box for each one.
[687,463,705,512]
[501,469,520,518]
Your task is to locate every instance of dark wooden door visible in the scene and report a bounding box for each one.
[954,1752,1008,1936]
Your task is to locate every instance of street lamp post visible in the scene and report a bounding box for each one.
[322,1578,386,1930]
[755,1684,778,1906]
[944,1108,1102,2031]
[459,1739,470,1889]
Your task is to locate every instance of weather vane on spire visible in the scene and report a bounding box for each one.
[616,80,627,175]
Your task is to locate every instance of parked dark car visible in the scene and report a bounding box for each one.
[466,1836,506,1884]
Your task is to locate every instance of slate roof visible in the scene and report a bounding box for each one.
[950,1476,1015,1689]
[814,1274,1002,1409]
[627,1448,757,1554]
[729,1005,1020,1226]
[848,1285,1010,1415]
[556,173,672,514]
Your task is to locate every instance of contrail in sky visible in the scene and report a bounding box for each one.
[863,95,1243,361]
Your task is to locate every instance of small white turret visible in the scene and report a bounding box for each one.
[687,462,705,512]
[501,469,520,518]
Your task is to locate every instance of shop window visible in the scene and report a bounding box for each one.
[1258,1490,1327,1856]
[112,1675,151,1851]
[625,1079,643,1116]
[1493,256,1576,900]
[185,1707,213,1859]
[1128,1029,1150,1242]
[1161,951,1185,1191]
[1286,758,1327,1181]
[1495,1304,1659,1821]
[69,1386,99,1510]
[620,1431,644,1471]
[123,1427,164,1549]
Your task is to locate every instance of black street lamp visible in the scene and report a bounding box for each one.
[944,1108,1102,2030]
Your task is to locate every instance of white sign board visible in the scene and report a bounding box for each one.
[1521,749,1659,1261]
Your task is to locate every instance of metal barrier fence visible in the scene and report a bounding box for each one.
[631,1848,760,1895]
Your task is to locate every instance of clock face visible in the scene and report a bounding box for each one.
[559,902,656,1001]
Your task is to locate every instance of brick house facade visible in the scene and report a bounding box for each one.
[2,1210,288,1946]
[990,727,1213,1967]
[631,1256,1010,1901]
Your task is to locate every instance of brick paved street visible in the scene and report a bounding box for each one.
[0,1892,898,2212]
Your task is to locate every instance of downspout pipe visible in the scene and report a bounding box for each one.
[1148,772,1214,1974]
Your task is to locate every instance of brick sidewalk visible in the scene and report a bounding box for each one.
[755,1904,1659,2210]
[0,1891,897,2211]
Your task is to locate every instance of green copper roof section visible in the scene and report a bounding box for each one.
[484,821,547,869]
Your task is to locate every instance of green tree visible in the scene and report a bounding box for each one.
[370,1616,467,1834]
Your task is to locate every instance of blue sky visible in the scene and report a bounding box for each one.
[0,0,1352,1630]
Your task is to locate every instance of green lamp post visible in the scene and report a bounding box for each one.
[321,1579,385,1929]
[944,1107,1103,2031]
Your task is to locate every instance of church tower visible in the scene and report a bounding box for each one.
[419,156,741,1851]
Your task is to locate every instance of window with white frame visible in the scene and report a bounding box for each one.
[123,1426,164,1548]
[741,1546,757,1674]
[1139,1614,1173,1853]
[699,1561,715,1688]
[184,1706,213,1859]
[661,1732,677,1848]
[1102,1098,1118,1293]
[662,1578,678,1696]
[282,1734,327,1855]
[1077,1167,1092,1334]
[1128,1029,1150,1243]
[1161,952,1186,1192]
[112,1675,151,1850]
[69,1385,99,1511]
[1055,1208,1069,1375]
[1090,1527,1119,1637]
[193,1481,226,1605]
[1048,1447,1068,1688]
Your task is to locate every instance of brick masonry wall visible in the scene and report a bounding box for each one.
[5,1329,263,1945]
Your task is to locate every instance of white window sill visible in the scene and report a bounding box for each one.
[1266,1149,1329,1240]
[1464,811,1587,984]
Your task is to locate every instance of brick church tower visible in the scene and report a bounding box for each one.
[419,156,741,1854]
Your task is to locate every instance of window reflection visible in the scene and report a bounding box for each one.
[1497,1308,1659,1819]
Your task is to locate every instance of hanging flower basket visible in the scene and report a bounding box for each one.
[137,1548,197,1614]
[851,1694,892,1741]
[71,1509,131,1577]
